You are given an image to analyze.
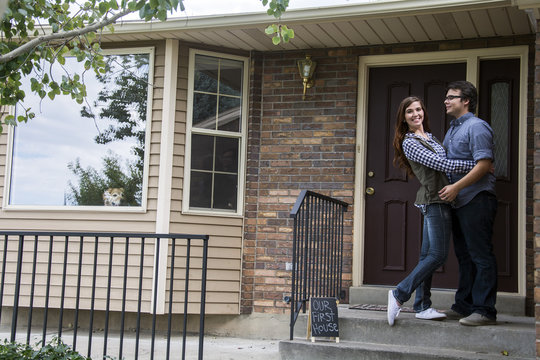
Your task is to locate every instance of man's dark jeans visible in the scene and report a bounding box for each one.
[451,191,498,319]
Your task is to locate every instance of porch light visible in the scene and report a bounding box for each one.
[297,55,316,100]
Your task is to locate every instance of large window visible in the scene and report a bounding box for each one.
[5,48,153,209]
[184,51,247,215]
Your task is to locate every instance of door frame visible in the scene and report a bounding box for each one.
[353,46,529,296]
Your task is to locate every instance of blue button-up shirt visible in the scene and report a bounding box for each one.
[442,112,496,208]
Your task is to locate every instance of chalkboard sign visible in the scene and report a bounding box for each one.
[309,297,339,341]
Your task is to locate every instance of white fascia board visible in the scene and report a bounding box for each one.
[112,0,511,34]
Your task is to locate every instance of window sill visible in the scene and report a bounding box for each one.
[181,208,243,218]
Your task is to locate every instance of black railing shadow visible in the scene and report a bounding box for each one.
[289,191,348,340]
[0,231,209,360]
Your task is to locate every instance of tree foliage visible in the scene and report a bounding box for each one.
[0,0,289,131]
[80,53,149,173]
[67,152,142,206]
[69,53,147,206]
[0,337,93,360]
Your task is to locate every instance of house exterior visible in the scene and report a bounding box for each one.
[1,0,540,355]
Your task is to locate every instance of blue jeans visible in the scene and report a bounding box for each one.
[451,191,498,319]
[393,203,451,312]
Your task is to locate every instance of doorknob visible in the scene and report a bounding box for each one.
[366,187,375,195]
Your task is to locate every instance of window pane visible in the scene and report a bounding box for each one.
[194,55,218,93]
[193,93,217,129]
[215,137,239,173]
[219,59,243,96]
[191,134,214,171]
[9,53,149,207]
[218,96,241,132]
[190,171,212,208]
[490,81,509,178]
[213,173,237,210]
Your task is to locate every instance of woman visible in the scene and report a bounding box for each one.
[387,96,476,326]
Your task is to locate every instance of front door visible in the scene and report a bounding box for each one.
[363,60,519,292]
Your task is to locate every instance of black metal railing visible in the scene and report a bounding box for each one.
[289,190,348,340]
[0,231,209,360]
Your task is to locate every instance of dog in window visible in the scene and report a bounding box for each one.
[103,188,124,206]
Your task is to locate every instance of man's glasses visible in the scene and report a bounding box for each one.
[444,95,464,101]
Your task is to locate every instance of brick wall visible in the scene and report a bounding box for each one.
[242,35,535,317]
[534,19,540,359]
[243,49,357,314]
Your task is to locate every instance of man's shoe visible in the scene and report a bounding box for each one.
[459,313,496,326]
[387,290,401,326]
[444,309,466,320]
[415,308,447,320]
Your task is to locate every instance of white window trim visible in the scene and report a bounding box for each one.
[2,46,155,212]
[182,49,248,217]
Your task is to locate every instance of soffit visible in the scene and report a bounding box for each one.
[102,0,536,50]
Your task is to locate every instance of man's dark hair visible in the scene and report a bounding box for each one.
[446,80,478,114]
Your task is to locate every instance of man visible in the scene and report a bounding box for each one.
[438,80,498,326]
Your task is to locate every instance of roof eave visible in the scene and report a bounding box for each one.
[111,0,513,35]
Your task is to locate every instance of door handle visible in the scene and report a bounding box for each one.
[366,187,375,195]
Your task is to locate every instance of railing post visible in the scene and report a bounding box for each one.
[198,236,209,360]
[10,235,24,342]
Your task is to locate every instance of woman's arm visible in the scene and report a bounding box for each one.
[403,137,476,173]
[437,159,492,202]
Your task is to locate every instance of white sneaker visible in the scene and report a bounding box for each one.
[415,308,447,320]
[387,290,401,326]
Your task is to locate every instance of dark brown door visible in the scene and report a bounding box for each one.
[363,63,466,288]
[363,60,520,293]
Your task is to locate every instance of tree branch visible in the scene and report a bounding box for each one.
[0,8,133,64]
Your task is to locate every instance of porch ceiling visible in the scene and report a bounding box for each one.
[105,0,537,50]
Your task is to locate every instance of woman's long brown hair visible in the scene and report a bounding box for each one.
[392,96,431,177]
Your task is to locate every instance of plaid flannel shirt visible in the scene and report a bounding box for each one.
[403,133,475,174]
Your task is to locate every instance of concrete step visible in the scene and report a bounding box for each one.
[279,339,533,360]
[281,305,534,360]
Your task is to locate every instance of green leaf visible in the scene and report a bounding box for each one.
[157,9,167,21]
[272,35,281,45]
[98,2,108,14]
[4,115,15,126]
[265,25,276,35]
[86,31,96,43]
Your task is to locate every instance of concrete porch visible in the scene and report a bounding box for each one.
[280,305,534,360]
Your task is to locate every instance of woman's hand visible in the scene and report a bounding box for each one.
[439,184,459,202]
[438,159,492,202]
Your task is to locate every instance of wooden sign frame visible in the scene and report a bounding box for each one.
[307,297,339,343]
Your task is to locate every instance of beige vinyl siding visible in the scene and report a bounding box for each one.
[0,43,165,314]
[164,45,245,315]
[0,41,245,317]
